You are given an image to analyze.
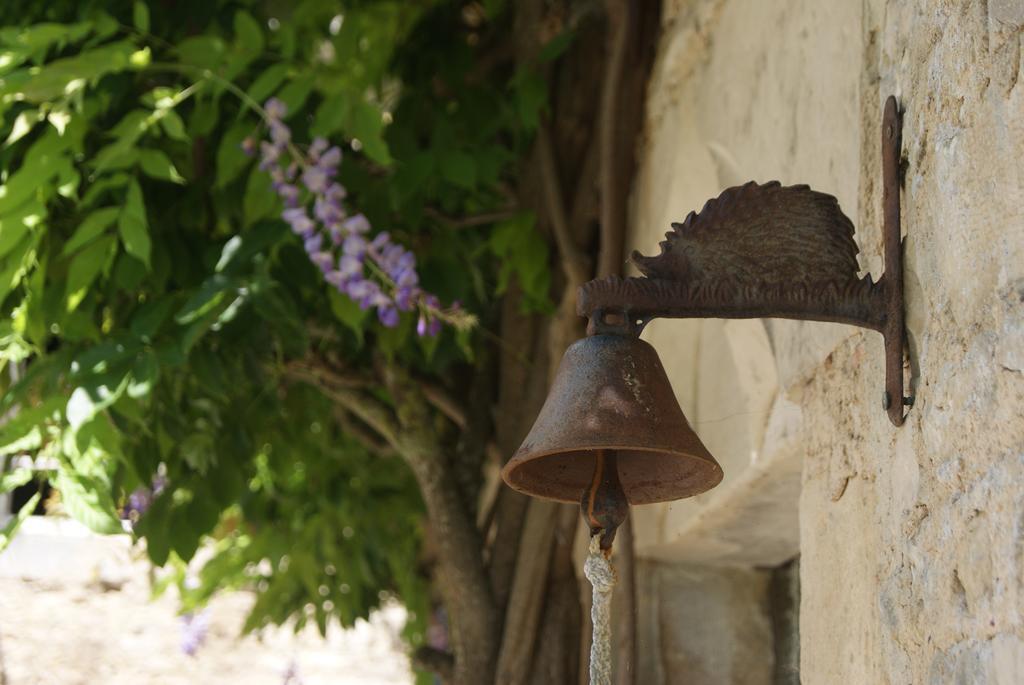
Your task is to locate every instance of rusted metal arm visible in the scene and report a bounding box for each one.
[577,96,913,426]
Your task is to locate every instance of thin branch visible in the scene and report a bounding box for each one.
[420,381,468,429]
[597,0,631,280]
[381,365,500,683]
[284,363,401,449]
[494,499,560,683]
[478,479,502,533]
[424,207,521,229]
[568,134,601,245]
[485,442,503,465]
[327,391,401,449]
[333,408,396,457]
[285,358,373,389]
[537,121,590,288]
[476,460,504,532]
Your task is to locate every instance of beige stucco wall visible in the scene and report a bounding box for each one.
[621,0,1024,682]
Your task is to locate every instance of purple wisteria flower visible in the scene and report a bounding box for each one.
[282,658,304,685]
[253,97,463,335]
[123,488,151,520]
[180,610,209,656]
[121,474,168,523]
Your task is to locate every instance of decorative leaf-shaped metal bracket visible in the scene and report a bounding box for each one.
[578,96,913,426]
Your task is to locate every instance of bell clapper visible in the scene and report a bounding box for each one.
[580,449,630,552]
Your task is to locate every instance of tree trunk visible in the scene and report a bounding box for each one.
[341,4,666,683]
[483,3,663,684]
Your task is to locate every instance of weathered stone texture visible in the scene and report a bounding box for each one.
[621,0,1024,682]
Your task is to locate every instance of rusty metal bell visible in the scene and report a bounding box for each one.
[502,335,723,505]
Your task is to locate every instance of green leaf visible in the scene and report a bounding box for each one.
[112,253,147,291]
[216,236,244,273]
[253,287,307,355]
[81,173,129,207]
[247,64,289,104]
[133,1,150,33]
[3,21,93,59]
[0,468,32,494]
[349,101,391,165]
[276,75,314,118]
[47,106,73,137]
[62,207,119,256]
[190,94,220,136]
[440,151,476,189]
[109,109,150,140]
[328,290,368,345]
[71,339,137,377]
[55,157,79,198]
[177,36,226,68]
[64,234,116,312]
[418,326,441,362]
[53,469,123,535]
[376,313,413,359]
[539,29,576,63]
[137,491,171,565]
[0,396,61,456]
[178,296,237,353]
[118,179,150,268]
[311,92,349,137]
[127,348,159,399]
[0,319,32,365]
[66,370,130,432]
[186,479,221,538]
[243,166,276,225]
[0,229,40,304]
[1,41,136,103]
[175,274,237,324]
[234,11,264,59]
[171,503,201,561]
[0,403,54,456]
[16,245,47,343]
[0,200,44,259]
[129,297,177,340]
[94,120,146,172]
[138,149,185,184]
[513,68,547,132]
[490,212,551,311]
[0,492,40,553]
[66,419,121,476]
[215,122,252,188]
[130,46,151,70]
[4,108,40,147]
[159,110,188,141]
[0,131,67,214]
[215,222,284,273]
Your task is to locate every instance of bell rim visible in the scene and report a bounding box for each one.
[501,443,723,505]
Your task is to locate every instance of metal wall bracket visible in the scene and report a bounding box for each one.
[578,96,913,426]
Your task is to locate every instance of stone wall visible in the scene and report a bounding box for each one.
[615,0,1024,682]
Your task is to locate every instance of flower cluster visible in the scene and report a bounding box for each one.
[247,97,463,336]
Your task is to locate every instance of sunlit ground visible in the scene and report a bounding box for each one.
[0,518,413,685]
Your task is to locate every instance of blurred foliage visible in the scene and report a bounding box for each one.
[0,0,558,657]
